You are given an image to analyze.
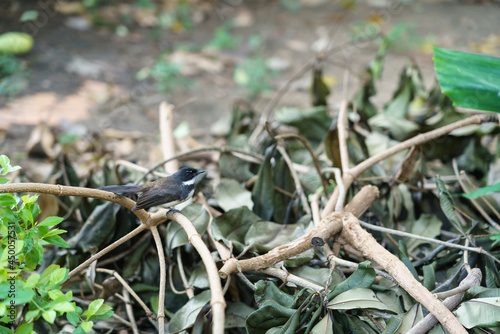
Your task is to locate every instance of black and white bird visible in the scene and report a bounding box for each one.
[100,167,206,211]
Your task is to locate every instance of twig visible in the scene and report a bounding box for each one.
[462,172,500,221]
[275,133,329,195]
[66,224,149,282]
[357,220,500,265]
[138,146,264,183]
[321,115,487,218]
[122,288,140,334]
[276,145,311,215]
[260,267,324,291]
[98,232,152,267]
[219,185,379,278]
[151,226,166,333]
[338,71,350,174]
[177,248,195,298]
[115,159,168,178]
[159,101,179,174]
[452,159,500,231]
[406,268,482,334]
[322,167,345,212]
[327,255,397,283]
[72,296,133,328]
[249,59,315,146]
[159,209,226,334]
[95,268,155,319]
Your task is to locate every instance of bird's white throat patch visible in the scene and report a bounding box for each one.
[182,178,195,186]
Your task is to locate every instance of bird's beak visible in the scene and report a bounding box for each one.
[195,170,206,180]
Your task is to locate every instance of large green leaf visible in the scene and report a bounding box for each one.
[455,297,500,328]
[327,288,395,313]
[463,181,500,199]
[433,46,500,112]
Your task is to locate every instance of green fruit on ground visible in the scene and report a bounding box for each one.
[0,32,34,55]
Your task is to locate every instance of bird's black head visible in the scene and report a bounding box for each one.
[175,167,206,184]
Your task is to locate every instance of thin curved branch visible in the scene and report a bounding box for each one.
[321,114,488,218]
[148,209,226,334]
[275,133,329,195]
[95,268,155,319]
[150,226,166,333]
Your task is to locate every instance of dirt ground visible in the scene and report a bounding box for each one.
[1,0,499,175]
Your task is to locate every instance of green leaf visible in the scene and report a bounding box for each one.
[165,204,209,254]
[254,281,296,308]
[45,266,68,288]
[463,181,500,199]
[24,309,40,322]
[24,273,40,288]
[43,234,69,248]
[67,311,80,326]
[92,303,113,318]
[168,290,211,333]
[456,297,500,328]
[0,325,14,334]
[311,68,330,106]
[252,145,275,221]
[0,194,17,207]
[435,175,466,236]
[225,302,255,329]
[422,263,436,291]
[216,178,254,211]
[328,261,376,299]
[37,216,64,227]
[246,303,295,333]
[66,202,120,252]
[433,46,500,112]
[398,241,419,280]
[0,155,21,175]
[398,304,423,332]
[327,288,395,312]
[52,301,76,313]
[211,206,263,252]
[14,322,33,334]
[42,310,57,324]
[275,106,332,144]
[87,299,104,319]
[407,214,442,252]
[19,208,33,225]
[311,315,333,334]
[81,320,93,333]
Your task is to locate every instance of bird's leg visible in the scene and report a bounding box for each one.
[165,207,182,216]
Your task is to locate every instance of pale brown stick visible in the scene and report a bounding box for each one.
[96,268,155,319]
[219,185,379,277]
[157,210,227,334]
[340,213,468,334]
[151,226,166,333]
[159,101,179,174]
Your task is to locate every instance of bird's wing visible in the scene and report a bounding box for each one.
[133,187,182,211]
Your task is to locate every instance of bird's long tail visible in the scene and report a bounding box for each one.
[99,185,143,194]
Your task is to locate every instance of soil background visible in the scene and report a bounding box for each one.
[1,0,499,174]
